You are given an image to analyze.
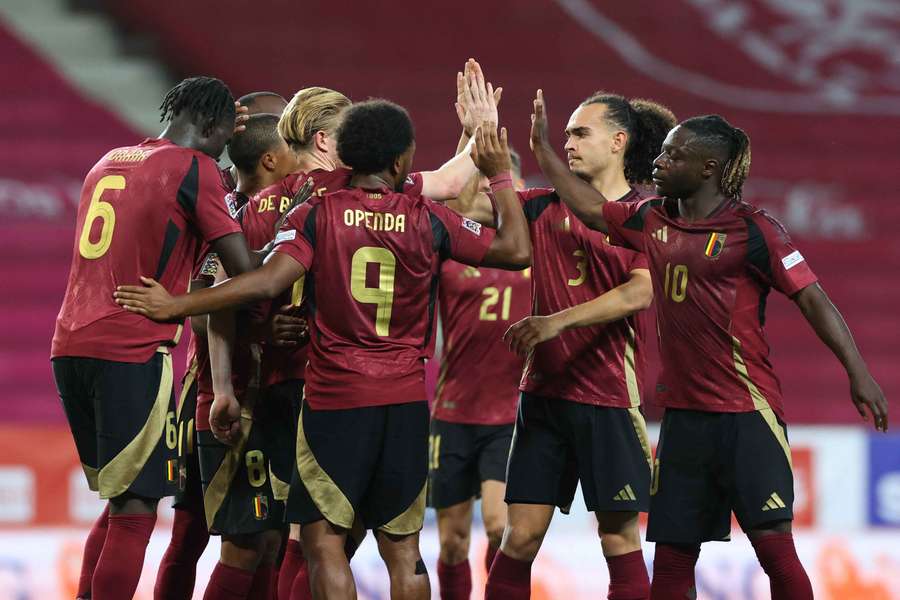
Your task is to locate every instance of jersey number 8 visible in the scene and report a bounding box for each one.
[78,175,126,259]
[350,247,397,336]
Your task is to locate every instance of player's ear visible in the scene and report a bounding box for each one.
[314,130,329,154]
[611,130,628,154]
[701,158,719,181]
[260,150,277,173]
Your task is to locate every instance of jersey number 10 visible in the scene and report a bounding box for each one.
[663,262,689,303]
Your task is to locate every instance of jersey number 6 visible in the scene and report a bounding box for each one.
[350,247,397,336]
[78,175,126,259]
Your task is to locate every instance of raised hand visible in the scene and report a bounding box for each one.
[503,315,564,357]
[209,393,242,445]
[270,304,309,347]
[470,125,513,178]
[234,101,250,134]
[530,89,550,153]
[114,277,181,321]
[455,58,503,137]
[850,371,889,432]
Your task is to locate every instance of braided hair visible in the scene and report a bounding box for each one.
[580,92,676,184]
[680,115,751,200]
[159,76,235,136]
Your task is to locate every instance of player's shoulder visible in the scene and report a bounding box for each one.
[735,202,791,238]
[519,186,557,203]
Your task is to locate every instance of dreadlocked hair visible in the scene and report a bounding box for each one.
[159,76,235,136]
[680,115,751,200]
[581,92,676,184]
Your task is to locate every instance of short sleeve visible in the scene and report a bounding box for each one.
[603,199,652,252]
[190,157,243,243]
[272,203,316,270]
[627,247,649,271]
[746,212,817,297]
[428,200,496,266]
[403,172,425,196]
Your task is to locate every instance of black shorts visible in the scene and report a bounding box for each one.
[52,349,177,501]
[286,399,429,535]
[263,379,305,501]
[198,384,295,536]
[173,362,202,510]
[505,393,652,513]
[647,408,795,545]
[427,419,513,509]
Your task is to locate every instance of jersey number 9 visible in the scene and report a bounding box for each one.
[350,247,397,336]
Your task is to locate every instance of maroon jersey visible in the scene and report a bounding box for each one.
[602,198,818,419]
[243,167,426,386]
[517,188,649,408]
[52,139,241,362]
[273,184,495,410]
[432,262,531,425]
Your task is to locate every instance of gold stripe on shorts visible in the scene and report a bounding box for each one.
[269,463,290,502]
[627,406,653,471]
[97,350,174,499]
[296,402,355,530]
[379,482,426,535]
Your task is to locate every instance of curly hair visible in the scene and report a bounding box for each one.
[337,100,414,175]
[680,115,752,200]
[159,76,235,136]
[580,92,677,184]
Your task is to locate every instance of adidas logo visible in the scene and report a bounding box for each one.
[761,492,787,512]
[652,226,668,243]
[613,484,638,502]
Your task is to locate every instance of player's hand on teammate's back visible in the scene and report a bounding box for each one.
[271,305,309,347]
[210,393,242,445]
[530,89,550,153]
[850,371,889,432]
[233,101,250,133]
[114,277,181,321]
[470,125,512,178]
[503,315,564,357]
[455,58,502,137]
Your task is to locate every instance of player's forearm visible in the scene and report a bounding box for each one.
[482,185,531,269]
[213,232,256,276]
[455,130,471,155]
[554,274,652,330]
[533,142,609,232]
[187,278,212,338]
[173,271,280,318]
[208,309,236,398]
[421,138,477,200]
[794,283,870,378]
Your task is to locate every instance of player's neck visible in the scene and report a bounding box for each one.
[296,150,336,174]
[235,170,275,198]
[351,171,396,192]
[678,190,730,222]
[159,123,216,159]
[588,168,631,202]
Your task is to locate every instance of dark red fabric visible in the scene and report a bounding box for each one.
[649,544,700,600]
[606,550,650,600]
[91,512,157,600]
[77,504,109,598]
[437,559,472,600]
[277,540,306,600]
[485,551,531,600]
[154,506,210,600]
[751,533,814,600]
[202,563,255,600]
[249,564,277,600]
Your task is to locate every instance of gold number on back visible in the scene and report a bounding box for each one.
[663,262,689,302]
[479,286,513,321]
[78,175,126,259]
[568,250,587,286]
[350,247,396,336]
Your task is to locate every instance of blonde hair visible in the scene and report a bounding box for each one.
[278,87,351,151]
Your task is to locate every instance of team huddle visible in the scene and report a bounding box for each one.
[51,60,887,600]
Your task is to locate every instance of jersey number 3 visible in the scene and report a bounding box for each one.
[350,247,396,336]
[78,175,126,259]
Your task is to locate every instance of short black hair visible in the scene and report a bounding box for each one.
[159,76,235,136]
[227,113,283,174]
[680,114,751,200]
[237,91,287,110]
[337,100,414,175]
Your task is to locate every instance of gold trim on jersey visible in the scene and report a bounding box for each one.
[269,463,290,502]
[624,324,640,408]
[82,464,99,492]
[296,402,355,530]
[628,407,652,470]
[731,336,793,470]
[203,392,257,529]
[379,483,426,535]
[98,351,173,499]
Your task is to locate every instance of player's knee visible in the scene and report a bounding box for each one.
[482,511,507,550]
[109,492,158,515]
[220,534,264,570]
[438,524,470,563]
[259,529,283,565]
[501,523,544,561]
